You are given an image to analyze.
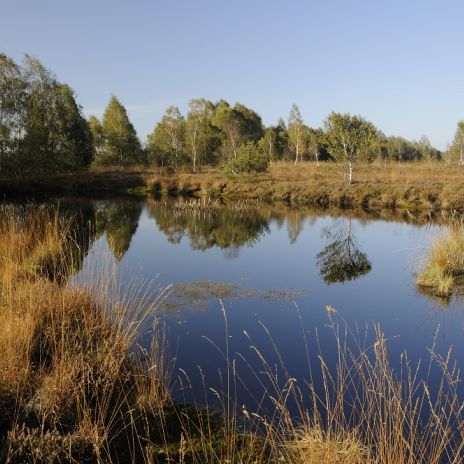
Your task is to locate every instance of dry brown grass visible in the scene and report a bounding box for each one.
[2,205,464,463]
[240,313,464,464]
[0,206,269,463]
[145,160,464,212]
[0,207,173,462]
[3,160,464,212]
[269,159,464,184]
[417,221,464,297]
[284,427,367,464]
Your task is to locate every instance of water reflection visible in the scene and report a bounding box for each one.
[146,200,270,257]
[286,211,318,244]
[95,200,143,261]
[5,198,456,313]
[317,218,372,284]
[6,197,464,446]
[416,285,451,308]
[0,200,96,281]
[50,197,449,273]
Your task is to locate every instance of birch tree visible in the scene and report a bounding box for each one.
[20,55,93,174]
[324,112,378,183]
[287,104,307,164]
[258,120,288,161]
[259,127,277,159]
[88,115,104,163]
[212,101,243,159]
[186,98,218,172]
[452,121,464,165]
[0,54,27,175]
[212,101,263,160]
[147,106,186,168]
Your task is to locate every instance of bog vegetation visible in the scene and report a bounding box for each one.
[2,45,464,463]
[2,53,464,181]
[1,206,464,463]
[417,220,464,297]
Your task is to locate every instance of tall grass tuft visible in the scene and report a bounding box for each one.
[417,221,464,297]
[0,206,172,462]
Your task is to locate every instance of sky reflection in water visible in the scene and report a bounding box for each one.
[73,199,464,409]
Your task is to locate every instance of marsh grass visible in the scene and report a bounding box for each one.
[0,206,267,463]
[0,207,173,462]
[231,308,464,464]
[417,221,464,297]
[3,160,464,213]
[2,205,464,463]
[145,160,464,212]
[171,301,464,464]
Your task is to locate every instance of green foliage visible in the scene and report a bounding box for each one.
[414,135,441,161]
[0,54,28,174]
[41,83,93,170]
[212,101,264,160]
[450,121,464,164]
[382,136,421,162]
[308,128,331,161]
[147,106,186,169]
[233,103,264,142]
[287,103,309,163]
[258,122,288,161]
[96,200,143,261]
[185,99,221,171]
[0,54,93,177]
[224,142,270,175]
[88,115,104,162]
[324,112,379,163]
[98,96,143,167]
[211,101,242,159]
[324,112,379,181]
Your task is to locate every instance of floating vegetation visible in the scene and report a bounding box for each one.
[160,280,306,311]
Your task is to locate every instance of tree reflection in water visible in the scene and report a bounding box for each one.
[147,201,270,258]
[96,200,143,261]
[317,218,372,284]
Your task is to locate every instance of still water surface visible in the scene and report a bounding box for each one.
[67,197,464,409]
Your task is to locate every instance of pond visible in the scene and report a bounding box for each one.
[52,197,464,413]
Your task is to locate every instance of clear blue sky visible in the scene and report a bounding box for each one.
[2,0,463,149]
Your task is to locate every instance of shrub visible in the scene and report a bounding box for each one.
[224,142,270,175]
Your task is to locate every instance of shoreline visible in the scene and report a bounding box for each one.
[1,161,464,214]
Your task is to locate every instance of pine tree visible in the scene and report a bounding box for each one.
[100,96,142,167]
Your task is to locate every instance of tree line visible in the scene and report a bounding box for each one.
[2,53,463,179]
[0,54,92,176]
